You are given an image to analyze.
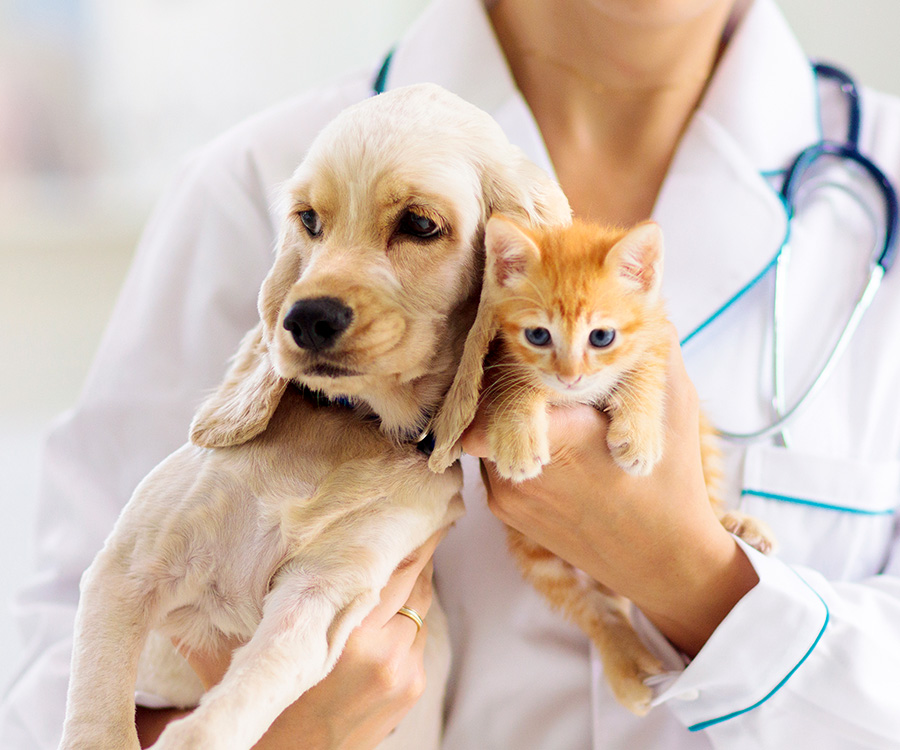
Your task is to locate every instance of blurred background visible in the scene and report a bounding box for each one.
[1,0,898,693]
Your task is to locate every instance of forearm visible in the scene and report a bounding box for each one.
[634,533,759,657]
[136,706,329,749]
[136,707,191,747]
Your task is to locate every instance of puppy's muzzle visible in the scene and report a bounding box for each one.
[283,297,354,352]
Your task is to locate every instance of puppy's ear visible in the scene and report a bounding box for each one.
[190,322,288,448]
[485,147,572,229]
[428,271,498,473]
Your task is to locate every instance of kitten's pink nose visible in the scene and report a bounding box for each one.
[557,374,583,388]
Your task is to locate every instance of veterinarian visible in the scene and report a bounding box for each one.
[4,0,900,747]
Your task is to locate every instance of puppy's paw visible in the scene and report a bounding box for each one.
[606,416,663,477]
[719,510,777,555]
[489,426,550,483]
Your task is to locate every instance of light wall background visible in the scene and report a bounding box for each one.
[1,0,898,695]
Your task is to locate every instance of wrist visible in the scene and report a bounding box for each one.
[637,531,758,657]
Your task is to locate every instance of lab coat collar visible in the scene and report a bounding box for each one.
[653,0,821,341]
[386,0,822,342]
[701,0,819,173]
[385,0,516,115]
[382,0,555,176]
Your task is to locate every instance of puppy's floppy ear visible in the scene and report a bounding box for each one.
[190,322,288,448]
[428,276,497,472]
[485,147,572,229]
[430,217,531,472]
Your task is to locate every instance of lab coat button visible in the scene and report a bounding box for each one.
[676,689,700,701]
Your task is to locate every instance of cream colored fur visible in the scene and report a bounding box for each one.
[59,83,570,750]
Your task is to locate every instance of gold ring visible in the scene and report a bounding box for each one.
[397,605,424,632]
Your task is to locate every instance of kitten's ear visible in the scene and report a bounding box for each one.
[608,221,665,296]
[190,322,289,448]
[429,278,498,473]
[485,215,541,287]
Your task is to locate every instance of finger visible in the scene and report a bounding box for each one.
[665,326,699,416]
[544,402,609,462]
[365,530,444,629]
[459,404,490,458]
[389,563,434,642]
[404,560,435,617]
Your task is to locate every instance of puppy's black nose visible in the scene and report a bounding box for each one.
[283,297,353,351]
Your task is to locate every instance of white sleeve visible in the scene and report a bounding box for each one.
[0,140,277,748]
[640,537,900,749]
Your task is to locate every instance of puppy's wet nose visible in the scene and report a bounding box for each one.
[283,297,354,351]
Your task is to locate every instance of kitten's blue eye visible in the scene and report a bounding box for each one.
[525,327,551,346]
[589,328,616,348]
[299,209,322,237]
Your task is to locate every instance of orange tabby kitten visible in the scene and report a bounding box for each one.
[431,215,774,715]
[482,217,671,481]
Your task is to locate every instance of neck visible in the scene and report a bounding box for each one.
[490,0,749,225]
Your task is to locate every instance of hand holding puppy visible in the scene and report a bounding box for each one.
[138,531,445,750]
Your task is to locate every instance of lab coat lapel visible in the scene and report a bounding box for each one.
[656,0,820,341]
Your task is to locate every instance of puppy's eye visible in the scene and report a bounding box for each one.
[399,210,441,239]
[524,327,551,346]
[298,209,322,237]
[589,328,616,348]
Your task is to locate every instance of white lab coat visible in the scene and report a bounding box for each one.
[3,0,900,747]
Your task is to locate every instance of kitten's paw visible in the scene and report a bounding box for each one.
[489,428,550,483]
[719,511,778,554]
[606,651,665,716]
[606,419,663,477]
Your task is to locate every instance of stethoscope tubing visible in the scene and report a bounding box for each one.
[714,63,898,443]
[781,140,898,273]
[717,264,885,443]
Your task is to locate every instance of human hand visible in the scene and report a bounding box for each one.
[461,326,757,656]
[176,529,445,750]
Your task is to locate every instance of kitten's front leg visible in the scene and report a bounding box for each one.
[487,387,550,483]
[604,367,667,476]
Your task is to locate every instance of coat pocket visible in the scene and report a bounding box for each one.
[740,443,899,580]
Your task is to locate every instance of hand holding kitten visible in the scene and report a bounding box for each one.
[461,326,759,660]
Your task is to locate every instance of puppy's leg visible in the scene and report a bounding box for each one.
[60,549,154,750]
[150,564,381,750]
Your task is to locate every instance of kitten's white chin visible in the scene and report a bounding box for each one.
[543,380,597,402]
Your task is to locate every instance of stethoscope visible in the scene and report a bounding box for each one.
[711,63,898,445]
[372,57,899,446]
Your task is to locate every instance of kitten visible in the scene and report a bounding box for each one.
[482,217,671,482]
[432,215,774,714]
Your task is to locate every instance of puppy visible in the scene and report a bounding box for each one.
[59,83,571,750]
